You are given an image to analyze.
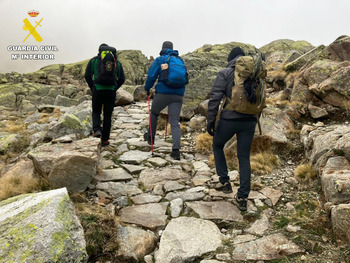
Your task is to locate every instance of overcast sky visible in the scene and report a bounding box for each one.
[1,0,349,73]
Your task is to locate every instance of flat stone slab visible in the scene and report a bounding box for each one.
[139,168,190,189]
[120,164,147,174]
[164,181,186,192]
[231,233,304,261]
[95,168,132,182]
[232,234,258,244]
[119,203,169,230]
[148,157,168,167]
[131,193,162,205]
[192,174,211,186]
[245,215,270,236]
[186,201,244,222]
[165,188,206,202]
[96,182,142,198]
[193,161,211,172]
[259,187,283,206]
[209,188,267,200]
[119,150,152,164]
[155,217,223,263]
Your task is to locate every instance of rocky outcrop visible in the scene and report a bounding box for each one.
[45,100,92,140]
[260,39,314,66]
[301,124,350,243]
[0,188,88,262]
[328,35,350,62]
[28,138,99,192]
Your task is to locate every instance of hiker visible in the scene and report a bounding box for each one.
[143,41,188,160]
[85,43,125,146]
[206,47,266,211]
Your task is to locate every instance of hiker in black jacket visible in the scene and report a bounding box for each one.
[85,43,125,146]
[207,47,257,211]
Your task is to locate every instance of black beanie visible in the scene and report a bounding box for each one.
[162,41,173,50]
[98,43,108,52]
[227,47,245,62]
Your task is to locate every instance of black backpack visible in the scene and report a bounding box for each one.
[94,46,117,86]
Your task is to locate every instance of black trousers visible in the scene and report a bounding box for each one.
[213,118,257,198]
[92,89,116,141]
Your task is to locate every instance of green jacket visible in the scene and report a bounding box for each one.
[84,56,125,91]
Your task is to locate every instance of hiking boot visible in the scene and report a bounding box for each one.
[101,140,110,147]
[170,149,180,160]
[215,181,233,194]
[143,132,154,145]
[94,130,102,138]
[235,195,248,211]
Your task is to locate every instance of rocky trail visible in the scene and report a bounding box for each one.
[77,101,348,263]
[1,37,350,263]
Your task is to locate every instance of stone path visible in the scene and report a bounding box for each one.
[88,101,305,262]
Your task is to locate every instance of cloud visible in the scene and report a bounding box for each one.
[1,0,349,73]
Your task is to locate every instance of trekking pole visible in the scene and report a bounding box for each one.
[147,95,154,156]
[165,112,169,139]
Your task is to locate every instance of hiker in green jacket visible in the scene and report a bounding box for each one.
[85,44,125,146]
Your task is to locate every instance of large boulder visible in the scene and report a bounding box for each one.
[27,138,99,192]
[118,50,149,85]
[331,204,350,244]
[0,132,20,154]
[116,225,157,262]
[155,217,223,263]
[320,156,350,204]
[116,87,134,106]
[300,124,350,167]
[0,188,88,262]
[255,106,295,145]
[260,39,314,66]
[45,100,92,140]
[328,35,350,62]
[309,65,350,109]
[284,45,328,72]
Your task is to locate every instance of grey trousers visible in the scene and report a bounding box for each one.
[148,93,183,149]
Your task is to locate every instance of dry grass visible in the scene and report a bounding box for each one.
[250,151,280,175]
[195,133,213,154]
[0,121,27,134]
[74,201,120,261]
[294,163,316,183]
[163,123,187,136]
[37,109,61,124]
[0,173,42,201]
[208,138,238,169]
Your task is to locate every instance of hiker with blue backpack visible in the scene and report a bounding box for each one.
[85,43,125,146]
[207,47,266,211]
[144,41,188,160]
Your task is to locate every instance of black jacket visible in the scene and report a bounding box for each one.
[207,55,257,124]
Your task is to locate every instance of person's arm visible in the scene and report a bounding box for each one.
[116,61,125,89]
[207,71,227,124]
[84,59,94,91]
[144,57,162,92]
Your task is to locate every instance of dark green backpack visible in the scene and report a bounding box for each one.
[94,46,117,86]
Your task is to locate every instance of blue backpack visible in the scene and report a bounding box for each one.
[160,55,188,88]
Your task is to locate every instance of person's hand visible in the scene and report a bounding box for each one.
[146,90,150,96]
[207,121,215,136]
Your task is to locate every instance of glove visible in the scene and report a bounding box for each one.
[146,90,150,96]
[207,121,215,136]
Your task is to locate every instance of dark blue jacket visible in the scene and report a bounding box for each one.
[144,49,186,96]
